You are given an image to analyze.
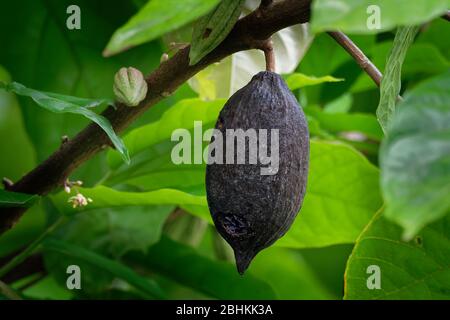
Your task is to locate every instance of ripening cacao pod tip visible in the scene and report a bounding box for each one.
[206,71,309,275]
[113,67,148,107]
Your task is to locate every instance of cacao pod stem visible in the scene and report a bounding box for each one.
[263,40,275,72]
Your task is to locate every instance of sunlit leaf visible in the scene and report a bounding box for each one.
[277,141,383,248]
[345,210,450,299]
[311,0,449,33]
[306,106,383,141]
[104,0,220,56]
[286,73,344,90]
[51,186,206,216]
[0,81,129,163]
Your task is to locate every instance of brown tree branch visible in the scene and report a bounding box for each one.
[443,10,450,22]
[0,0,312,235]
[327,31,383,87]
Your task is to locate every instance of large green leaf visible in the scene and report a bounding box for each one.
[0,65,36,181]
[0,66,45,257]
[0,81,129,163]
[52,205,174,258]
[415,19,450,58]
[249,247,334,299]
[311,0,449,33]
[380,70,450,240]
[345,211,450,299]
[126,236,277,299]
[0,189,38,208]
[0,0,163,168]
[105,98,224,193]
[286,73,344,90]
[306,106,384,141]
[43,200,175,296]
[51,186,206,215]
[377,26,420,133]
[296,33,376,107]
[43,238,166,299]
[276,141,383,248]
[107,98,225,169]
[104,0,221,56]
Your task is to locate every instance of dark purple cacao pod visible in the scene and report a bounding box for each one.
[205,71,309,274]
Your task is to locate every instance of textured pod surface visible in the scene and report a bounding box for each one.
[113,67,148,107]
[206,71,309,274]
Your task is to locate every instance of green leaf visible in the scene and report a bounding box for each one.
[249,247,334,299]
[104,99,224,195]
[286,73,344,90]
[377,26,420,132]
[311,0,449,33]
[126,236,277,299]
[323,93,353,113]
[276,141,383,248]
[51,205,174,258]
[0,66,36,182]
[42,238,166,299]
[107,98,225,170]
[19,276,74,300]
[103,0,221,56]
[380,70,450,240]
[0,0,164,167]
[0,189,38,208]
[306,106,384,141]
[0,82,129,163]
[189,0,244,65]
[415,19,450,58]
[51,186,206,215]
[344,211,450,299]
[0,66,45,256]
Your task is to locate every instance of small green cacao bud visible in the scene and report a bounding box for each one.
[113,67,147,107]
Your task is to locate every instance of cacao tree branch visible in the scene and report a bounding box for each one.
[327,31,383,87]
[443,10,450,22]
[0,0,312,235]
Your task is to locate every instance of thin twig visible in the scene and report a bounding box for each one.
[327,31,383,87]
[0,280,22,300]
